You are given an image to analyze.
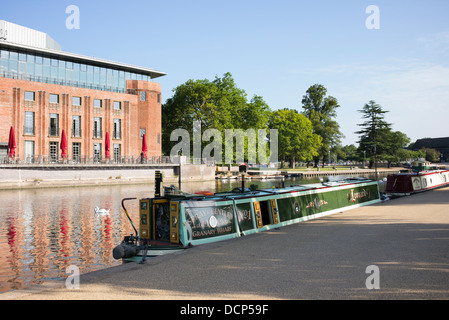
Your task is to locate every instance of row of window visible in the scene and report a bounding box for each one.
[0,48,152,92]
[24,111,122,139]
[25,91,123,109]
[24,140,122,162]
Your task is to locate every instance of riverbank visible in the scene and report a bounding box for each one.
[0,163,215,190]
[216,167,405,180]
[4,186,449,300]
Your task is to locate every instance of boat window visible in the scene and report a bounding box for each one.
[154,203,170,240]
[259,201,272,226]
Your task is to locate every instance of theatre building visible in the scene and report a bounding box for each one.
[0,20,165,162]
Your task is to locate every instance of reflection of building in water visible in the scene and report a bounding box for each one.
[0,185,148,292]
[0,182,221,292]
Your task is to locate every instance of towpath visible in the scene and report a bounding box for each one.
[3,187,449,300]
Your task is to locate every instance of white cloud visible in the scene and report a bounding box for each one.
[417,30,449,55]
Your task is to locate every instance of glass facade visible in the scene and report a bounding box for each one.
[0,47,151,93]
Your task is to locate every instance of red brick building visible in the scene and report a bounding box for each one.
[0,21,165,163]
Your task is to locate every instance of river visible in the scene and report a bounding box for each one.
[0,173,387,293]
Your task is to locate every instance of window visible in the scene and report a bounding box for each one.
[93,143,102,162]
[19,61,26,74]
[93,117,102,138]
[94,99,102,108]
[140,129,146,139]
[49,114,59,136]
[43,65,50,78]
[49,94,59,104]
[157,94,161,103]
[72,142,81,162]
[24,141,35,163]
[72,96,81,106]
[140,91,146,101]
[49,142,59,162]
[72,116,81,137]
[113,101,121,110]
[113,144,121,162]
[9,51,18,61]
[157,134,160,144]
[113,119,121,139]
[24,112,35,135]
[100,68,106,86]
[35,64,42,77]
[25,91,35,101]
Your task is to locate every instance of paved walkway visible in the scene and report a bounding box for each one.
[3,187,449,300]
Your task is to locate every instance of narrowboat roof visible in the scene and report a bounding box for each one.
[165,177,375,202]
[389,169,449,177]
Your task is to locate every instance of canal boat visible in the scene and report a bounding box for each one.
[385,169,449,196]
[113,174,381,262]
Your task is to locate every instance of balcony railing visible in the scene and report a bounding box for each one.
[1,155,175,165]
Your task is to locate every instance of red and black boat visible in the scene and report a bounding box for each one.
[385,161,449,196]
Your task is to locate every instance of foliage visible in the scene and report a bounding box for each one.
[355,100,392,168]
[162,73,271,162]
[421,148,441,163]
[382,130,411,167]
[301,84,343,166]
[269,109,322,168]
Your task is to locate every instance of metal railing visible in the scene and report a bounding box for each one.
[1,155,174,165]
[0,155,219,167]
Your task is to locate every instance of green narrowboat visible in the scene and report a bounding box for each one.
[113,175,380,262]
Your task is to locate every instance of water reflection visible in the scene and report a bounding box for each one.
[0,174,386,293]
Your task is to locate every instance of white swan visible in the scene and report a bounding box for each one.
[94,206,110,215]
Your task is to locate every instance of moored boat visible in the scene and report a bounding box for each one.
[385,169,449,196]
[113,174,381,262]
[385,160,449,196]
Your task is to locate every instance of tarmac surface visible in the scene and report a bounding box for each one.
[2,187,449,300]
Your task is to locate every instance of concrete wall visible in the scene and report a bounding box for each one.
[0,163,215,190]
[179,163,215,182]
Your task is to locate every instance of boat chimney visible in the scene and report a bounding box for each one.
[155,170,163,198]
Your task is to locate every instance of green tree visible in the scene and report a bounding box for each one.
[383,130,411,167]
[355,100,392,168]
[302,84,343,167]
[331,144,359,162]
[269,109,322,168]
[161,73,272,162]
[421,148,441,163]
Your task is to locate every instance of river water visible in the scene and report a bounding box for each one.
[0,173,386,293]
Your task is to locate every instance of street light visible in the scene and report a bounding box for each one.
[372,145,378,181]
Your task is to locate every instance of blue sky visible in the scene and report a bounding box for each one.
[2,0,449,146]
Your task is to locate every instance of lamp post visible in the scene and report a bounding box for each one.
[372,145,378,181]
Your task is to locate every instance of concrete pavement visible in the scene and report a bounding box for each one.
[3,187,449,300]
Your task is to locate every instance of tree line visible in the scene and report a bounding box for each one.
[162,72,440,167]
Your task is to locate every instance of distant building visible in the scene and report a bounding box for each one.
[412,137,449,162]
[0,20,165,162]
